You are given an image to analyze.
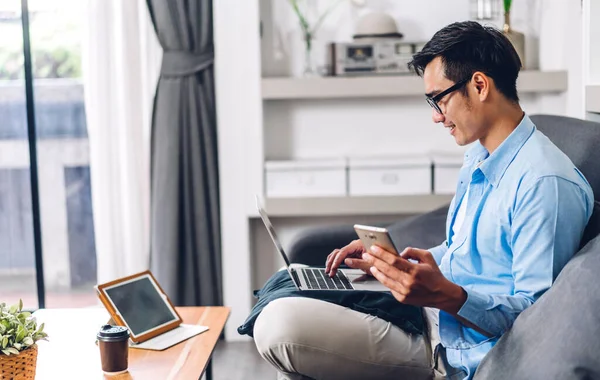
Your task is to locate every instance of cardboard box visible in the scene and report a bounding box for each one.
[348,156,432,196]
[432,153,464,194]
[265,159,347,198]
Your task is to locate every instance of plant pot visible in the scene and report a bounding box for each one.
[302,34,318,77]
[503,11,525,68]
[0,344,38,380]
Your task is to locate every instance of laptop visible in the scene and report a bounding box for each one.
[256,196,388,292]
[95,271,208,350]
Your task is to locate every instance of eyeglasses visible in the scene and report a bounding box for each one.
[426,78,471,114]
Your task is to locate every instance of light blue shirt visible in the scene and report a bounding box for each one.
[428,115,594,379]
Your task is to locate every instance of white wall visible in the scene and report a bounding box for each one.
[214,0,262,340]
[536,0,585,117]
[585,0,600,120]
[264,95,547,162]
[587,0,600,84]
[215,0,584,341]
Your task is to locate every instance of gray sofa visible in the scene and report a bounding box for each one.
[288,115,600,379]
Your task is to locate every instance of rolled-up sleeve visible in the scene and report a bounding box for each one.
[457,176,592,336]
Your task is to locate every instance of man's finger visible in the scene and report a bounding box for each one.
[329,249,349,277]
[325,250,339,273]
[401,247,437,266]
[364,252,410,282]
[367,246,414,272]
[345,258,371,272]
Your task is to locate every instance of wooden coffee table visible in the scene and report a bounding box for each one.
[33,306,230,380]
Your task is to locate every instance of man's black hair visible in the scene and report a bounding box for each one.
[408,21,522,103]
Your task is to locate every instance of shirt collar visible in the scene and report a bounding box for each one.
[468,114,535,187]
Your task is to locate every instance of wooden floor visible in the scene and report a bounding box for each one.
[211,340,276,380]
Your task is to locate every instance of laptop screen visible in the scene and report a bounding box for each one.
[103,274,179,337]
[256,197,291,268]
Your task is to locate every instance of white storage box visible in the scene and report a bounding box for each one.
[432,153,464,194]
[348,156,432,196]
[265,159,347,198]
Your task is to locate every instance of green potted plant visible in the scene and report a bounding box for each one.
[0,300,48,380]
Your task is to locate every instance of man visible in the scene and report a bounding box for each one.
[253,21,594,379]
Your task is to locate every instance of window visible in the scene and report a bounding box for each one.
[0,0,97,309]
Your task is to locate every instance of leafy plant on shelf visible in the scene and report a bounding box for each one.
[504,0,513,13]
[288,0,344,51]
[0,300,48,356]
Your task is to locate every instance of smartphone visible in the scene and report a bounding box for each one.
[353,224,400,255]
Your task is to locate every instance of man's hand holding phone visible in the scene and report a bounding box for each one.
[362,245,468,315]
[324,224,461,310]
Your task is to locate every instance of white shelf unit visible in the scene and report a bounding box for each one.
[262,71,569,100]
[262,195,453,217]
[259,70,568,218]
[586,85,600,113]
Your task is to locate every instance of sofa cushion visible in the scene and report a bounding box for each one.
[387,204,449,251]
[473,231,600,379]
[531,115,600,202]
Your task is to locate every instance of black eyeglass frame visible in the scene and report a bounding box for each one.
[426,78,471,114]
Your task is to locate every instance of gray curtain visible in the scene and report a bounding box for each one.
[146,0,222,307]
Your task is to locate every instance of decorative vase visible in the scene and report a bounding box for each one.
[302,33,317,77]
[290,0,341,77]
[0,344,38,380]
[503,11,525,68]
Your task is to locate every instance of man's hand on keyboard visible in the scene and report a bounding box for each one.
[325,239,371,278]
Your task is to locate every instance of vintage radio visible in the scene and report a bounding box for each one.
[328,40,424,76]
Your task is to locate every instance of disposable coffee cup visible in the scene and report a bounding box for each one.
[97,324,130,375]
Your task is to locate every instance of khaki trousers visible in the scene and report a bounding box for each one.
[254,297,466,380]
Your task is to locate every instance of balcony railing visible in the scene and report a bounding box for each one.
[0,78,96,292]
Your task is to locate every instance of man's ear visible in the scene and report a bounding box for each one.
[471,72,490,102]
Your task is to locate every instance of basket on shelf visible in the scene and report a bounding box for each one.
[0,344,38,380]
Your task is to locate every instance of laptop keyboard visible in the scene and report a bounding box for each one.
[301,268,353,290]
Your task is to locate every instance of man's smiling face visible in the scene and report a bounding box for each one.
[423,57,485,146]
